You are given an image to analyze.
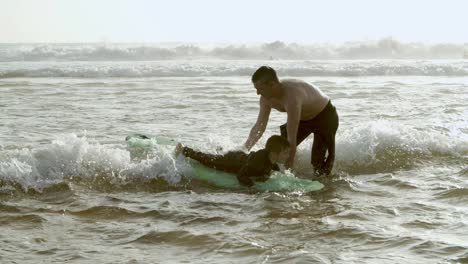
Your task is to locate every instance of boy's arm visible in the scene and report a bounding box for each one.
[237,165,255,187]
[178,145,220,169]
[237,153,272,186]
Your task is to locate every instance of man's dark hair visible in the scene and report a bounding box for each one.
[265,135,290,154]
[251,66,279,83]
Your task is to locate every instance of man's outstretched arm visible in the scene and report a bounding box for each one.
[244,97,271,150]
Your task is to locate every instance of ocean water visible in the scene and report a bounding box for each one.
[0,44,467,263]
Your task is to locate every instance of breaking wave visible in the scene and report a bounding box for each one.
[0,134,193,194]
[296,120,467,175]
[1,122,466,193]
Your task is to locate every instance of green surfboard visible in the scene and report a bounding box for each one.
[126,133,324,192]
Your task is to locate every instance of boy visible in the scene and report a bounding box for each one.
[176,135,290,186]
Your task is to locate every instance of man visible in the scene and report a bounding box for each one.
[244,66,339,175]
[176,135,290,186]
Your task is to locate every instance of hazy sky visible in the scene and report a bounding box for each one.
[1,0,467,43]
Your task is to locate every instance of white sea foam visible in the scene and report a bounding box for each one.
[293,120,467,175]
[1,124,466,191]
[0,134,190,191]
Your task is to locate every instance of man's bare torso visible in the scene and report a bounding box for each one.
[264,79,329,120]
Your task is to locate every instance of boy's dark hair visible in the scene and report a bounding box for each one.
[251,66,279,83]
[265,135,290,154]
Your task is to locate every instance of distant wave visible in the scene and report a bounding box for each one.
[0,38,467,62]
[1,60,467,78]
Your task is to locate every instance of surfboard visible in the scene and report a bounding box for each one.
[125,133,324,192]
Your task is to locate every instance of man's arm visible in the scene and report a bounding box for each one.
[244,97,271,150]
[285,98,302,168]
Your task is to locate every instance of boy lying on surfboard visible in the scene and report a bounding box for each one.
[175,135,290,187]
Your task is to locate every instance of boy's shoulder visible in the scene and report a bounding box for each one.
[247,149,269,161]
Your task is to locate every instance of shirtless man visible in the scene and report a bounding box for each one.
[244,66,339,175]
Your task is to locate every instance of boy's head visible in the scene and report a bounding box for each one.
[265,135,290,164]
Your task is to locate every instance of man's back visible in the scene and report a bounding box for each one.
[281,79,329,120]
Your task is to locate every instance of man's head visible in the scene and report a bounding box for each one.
[251,66,280,98]
[265,135,290,164]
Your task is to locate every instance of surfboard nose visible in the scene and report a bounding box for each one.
[125,134,151,141]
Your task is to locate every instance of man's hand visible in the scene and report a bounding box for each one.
[175,143,184,156]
